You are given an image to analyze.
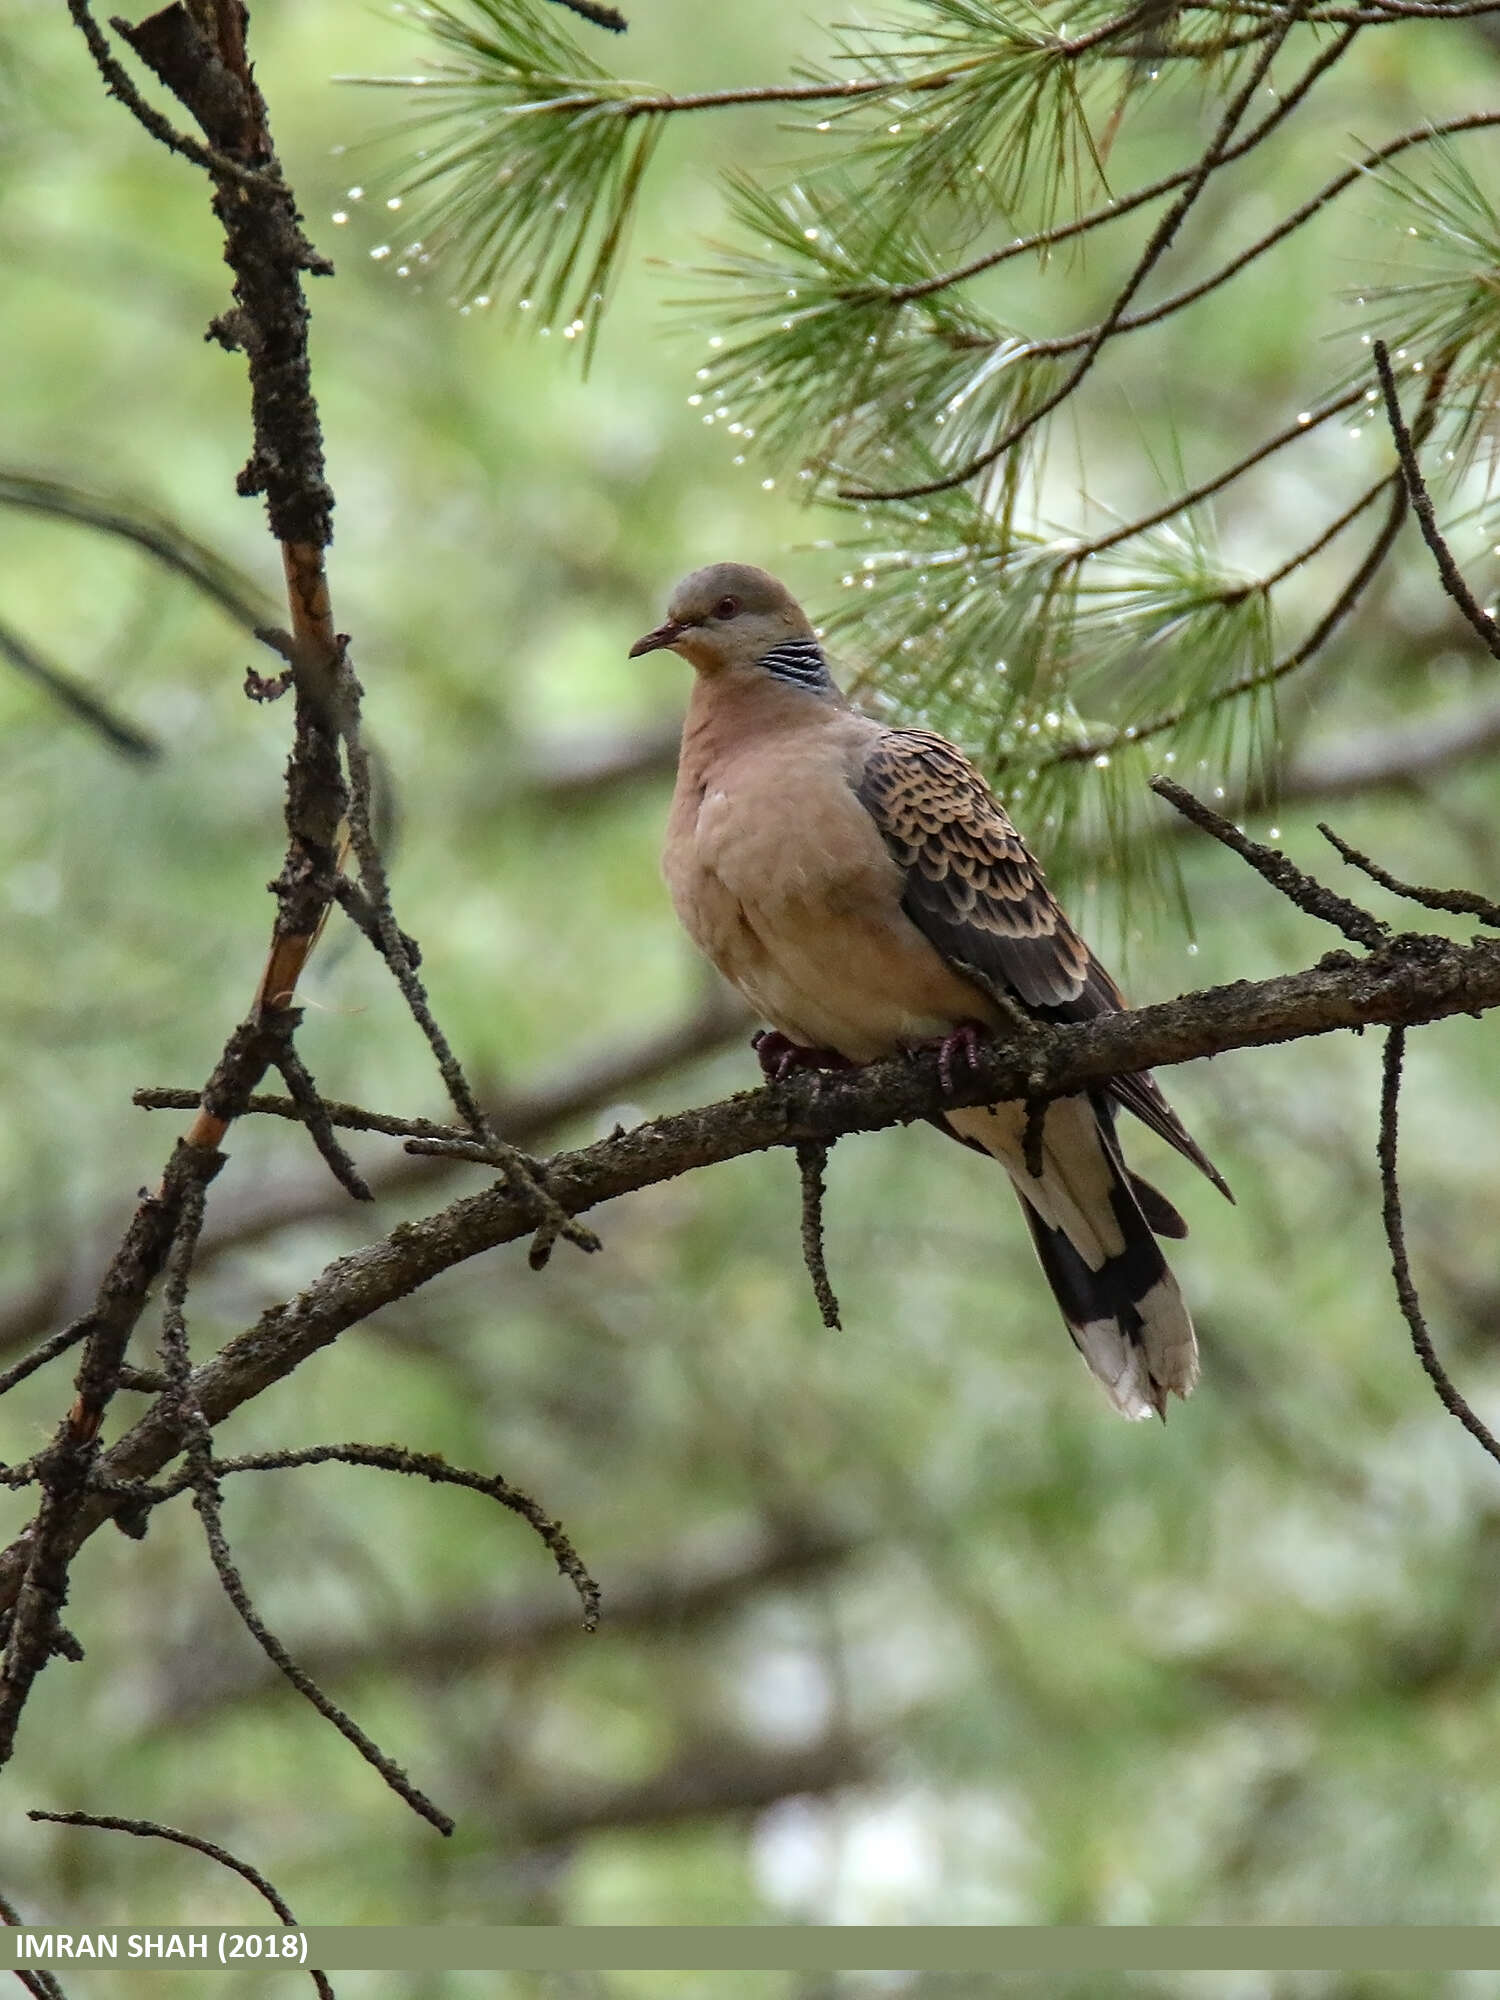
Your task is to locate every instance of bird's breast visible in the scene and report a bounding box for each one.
[662,731,993,1058]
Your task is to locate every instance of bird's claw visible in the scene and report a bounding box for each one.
[752,1029,854,1086]
[921,1020,989,1097]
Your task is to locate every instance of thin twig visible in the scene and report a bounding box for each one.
[76,1440,601,1626]
[195,1455,456,1832]
[1150,779,1388,947]
[794,1143,842,1331]
[216,1444,599,1628]
[0,1143,223,1762]
[157,1190,457,1834]
[341,718,600,1262]
[1372,338,1500,660]
[0,1315,98,1400]
[157,1177,209,1402]
[403,1135,526,1165]
[1318,824,1500,929]
[67,0,279,190]
[27,1812,333,1998]
[272,1042,375,1202]
[1378,1027,1500,1469]
[135,1085,466,1144]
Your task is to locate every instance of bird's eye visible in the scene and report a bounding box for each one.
[713,595,740,620]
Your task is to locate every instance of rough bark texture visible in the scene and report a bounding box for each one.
[2,925,1495,1612]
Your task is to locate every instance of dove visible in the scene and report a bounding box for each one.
[633,563,1231,1418]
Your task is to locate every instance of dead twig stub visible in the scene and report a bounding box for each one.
[795,1141,843,1331]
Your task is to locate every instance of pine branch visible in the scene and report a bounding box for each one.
[840,0,1315,504]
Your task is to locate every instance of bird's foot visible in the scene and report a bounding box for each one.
[752,1029,855,1085]
[917,1019,990,1097]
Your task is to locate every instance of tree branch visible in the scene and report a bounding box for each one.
[0,990,751,1366]
[6,916,1500,1611]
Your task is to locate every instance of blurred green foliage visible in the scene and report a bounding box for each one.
[3,2,1500,1994]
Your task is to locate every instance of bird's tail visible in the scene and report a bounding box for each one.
[945,1094,1198,1420]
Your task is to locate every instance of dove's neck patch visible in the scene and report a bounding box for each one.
[757,638,834,693]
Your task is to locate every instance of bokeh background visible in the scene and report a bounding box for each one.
[4,0,1500,1993]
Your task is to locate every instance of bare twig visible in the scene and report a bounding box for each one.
[0,1316,99,1401]
[191,1464,456,1833]
[66,0,280,190]
[341,722,600,1264]
[0,1141,224,1763]
[1149,779,1389,947]
[1378,1027,1500,1468]
[1318,823,1500,929]
[271,1039,375,1202]
[1372,338,1500,660]
[26,1812,333,1999]
[134,1085,468,1144]
[57,1441,604,1639]
[208,1443,598,1628]
[155,1182,457,1833]
[795,1142,842,1330]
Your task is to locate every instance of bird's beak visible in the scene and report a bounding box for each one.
[628,618,686,659]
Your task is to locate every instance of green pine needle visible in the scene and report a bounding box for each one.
[343,0,666,357]
[1355,135,1500,476]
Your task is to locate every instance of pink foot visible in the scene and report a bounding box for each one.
[752,1029,855,1085]
[920,1020,989,1097]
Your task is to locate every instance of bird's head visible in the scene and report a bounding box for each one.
[629,563,835,695]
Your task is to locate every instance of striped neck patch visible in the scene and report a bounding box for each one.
[758,638,834,691]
